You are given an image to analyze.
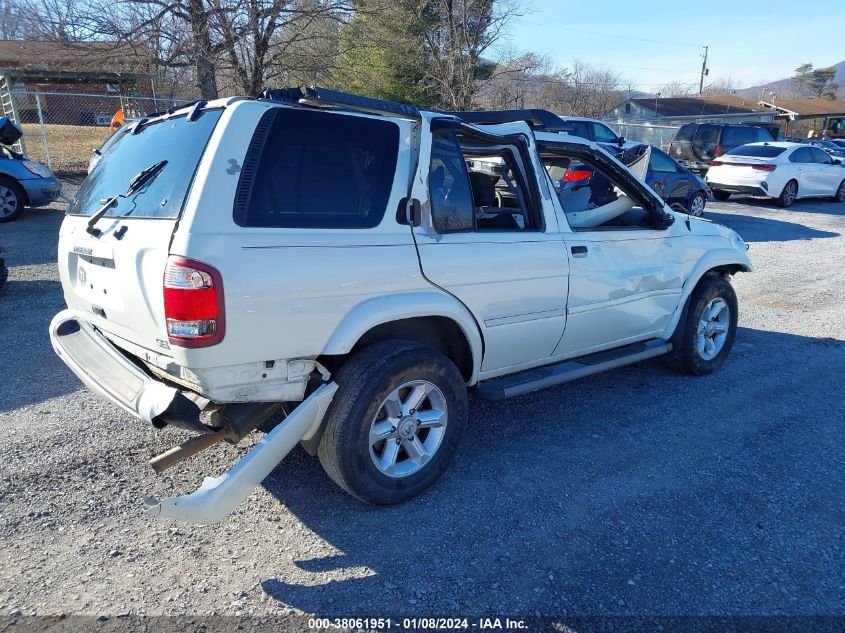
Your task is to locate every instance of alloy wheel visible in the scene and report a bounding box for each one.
[696,297,730,361]
[689,195,705,216]
[783,182,797,206]
[0,186,18,218]
[368,380,448,478]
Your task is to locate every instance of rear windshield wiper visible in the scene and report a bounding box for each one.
[86,159,168,236]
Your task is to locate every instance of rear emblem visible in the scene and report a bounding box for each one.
[78,267,87,285]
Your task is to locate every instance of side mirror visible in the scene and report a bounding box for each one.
[834,159,842,165]
[654,206,675,230]
[617,136,625,148]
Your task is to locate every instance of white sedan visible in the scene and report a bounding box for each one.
[706,142,845,207]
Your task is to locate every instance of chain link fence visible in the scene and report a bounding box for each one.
[12,90,194,173]
[606,122,682,151]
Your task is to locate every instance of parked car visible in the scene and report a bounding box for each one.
[668,123,774,174]
[49,89,751,524]
[551,145,710,217]
[801,138,845,159]
[706,142,845,206]
[558,116,639,154]
[829,139,845,150]
[0,117,62,223]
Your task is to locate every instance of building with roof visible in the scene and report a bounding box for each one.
[0,39,150,125]
[604,96,775,126]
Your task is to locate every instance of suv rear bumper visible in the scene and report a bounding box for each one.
[49,309,179,424]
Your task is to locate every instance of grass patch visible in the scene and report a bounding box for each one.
[22,124,112,173]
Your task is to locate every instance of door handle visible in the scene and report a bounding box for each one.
[571,245,588,257]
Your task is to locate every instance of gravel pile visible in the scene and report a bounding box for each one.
[0,192,842,621]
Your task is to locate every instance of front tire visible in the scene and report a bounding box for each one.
[712,190,731,201]
[665,274,738,376]
[318,340,468,505]
[778,179,798,208]
[0,179,25,223]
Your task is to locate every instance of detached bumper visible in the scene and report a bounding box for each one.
[49,309,179,424]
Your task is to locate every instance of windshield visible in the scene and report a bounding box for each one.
[69,110,222,219]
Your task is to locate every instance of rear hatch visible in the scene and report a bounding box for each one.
[669,124,719,164]
[58,109,223,354]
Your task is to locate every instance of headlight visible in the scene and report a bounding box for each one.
[23,160,53,178]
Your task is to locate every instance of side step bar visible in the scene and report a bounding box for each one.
[476,339,672,400]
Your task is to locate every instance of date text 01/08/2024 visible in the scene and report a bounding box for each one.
[307,617,528,630]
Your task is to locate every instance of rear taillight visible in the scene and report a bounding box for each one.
[563,169,594,182]
[163,256,225,347]
[752,164,777,171]
[715,144,723,157]
[710,160,724,167]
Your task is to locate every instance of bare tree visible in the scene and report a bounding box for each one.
[0,0,23,38]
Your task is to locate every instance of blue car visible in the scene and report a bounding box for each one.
[0,117,62,223]
[552,144,711,217]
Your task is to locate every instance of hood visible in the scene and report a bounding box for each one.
[686,214,747,249]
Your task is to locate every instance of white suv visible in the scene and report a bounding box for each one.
[50,88,752,524]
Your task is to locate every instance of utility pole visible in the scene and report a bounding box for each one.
[699,46,709,95]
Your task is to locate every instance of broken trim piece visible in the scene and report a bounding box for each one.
[143,382,338,524]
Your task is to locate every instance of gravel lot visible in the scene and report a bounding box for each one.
[0,185,843,624]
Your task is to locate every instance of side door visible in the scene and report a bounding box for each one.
[410,118,569,373]
[788,147,814,193]
[808,147,841,194]
[647,147,689,207]
[537,136,689,359]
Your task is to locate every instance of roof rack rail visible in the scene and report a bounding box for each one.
[442,109,566,132]
[261,85,422,120]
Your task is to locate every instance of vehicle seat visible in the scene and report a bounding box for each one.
[470,171,519,230]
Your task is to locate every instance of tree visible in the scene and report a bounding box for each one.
[794,62,813,96]
[656,81,694,98]
[809,66,838,100]
[331,0,435,105]
[0,0,23,38]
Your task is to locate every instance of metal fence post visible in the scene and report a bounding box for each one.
[34,92,51,169]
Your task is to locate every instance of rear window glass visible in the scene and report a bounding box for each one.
[68,110,222,219]
[674,125,697,142]
[721,126,755,146]
[235,108,399,229]
[726,145,786,158]
[692,125,719,145]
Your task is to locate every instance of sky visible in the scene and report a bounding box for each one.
[498,0,845,93]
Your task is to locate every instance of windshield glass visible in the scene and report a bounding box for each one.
[69,110,222,219]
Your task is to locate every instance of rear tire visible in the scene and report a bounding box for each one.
[777,179,798,208]
[712,190,731,201]
[687,192,706,216]
[0,178,25,223]
[665,274,738,376]
[832,179,845,203]
[318,340,468,505]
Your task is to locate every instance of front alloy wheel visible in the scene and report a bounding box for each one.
[0,183,22,222]
[696,297,730,360]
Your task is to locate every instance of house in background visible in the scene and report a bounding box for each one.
[604,95,845,139]
[0,39,151,126]
[604,96,776,126]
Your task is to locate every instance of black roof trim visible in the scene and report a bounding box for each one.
[442,109,567,131]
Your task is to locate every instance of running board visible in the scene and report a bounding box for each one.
[476,339,672,400]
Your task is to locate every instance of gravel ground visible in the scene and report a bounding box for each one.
[0,186,843,625]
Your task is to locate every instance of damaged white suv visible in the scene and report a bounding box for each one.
[50,88,751,524]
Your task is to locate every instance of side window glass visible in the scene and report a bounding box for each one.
[811,148,832,164]
[649,149,677,173]
[789,148,811,163]
[569,121,591,140]
[542,153,654,231]
[429,132,474,232]
[593,123,618,143]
